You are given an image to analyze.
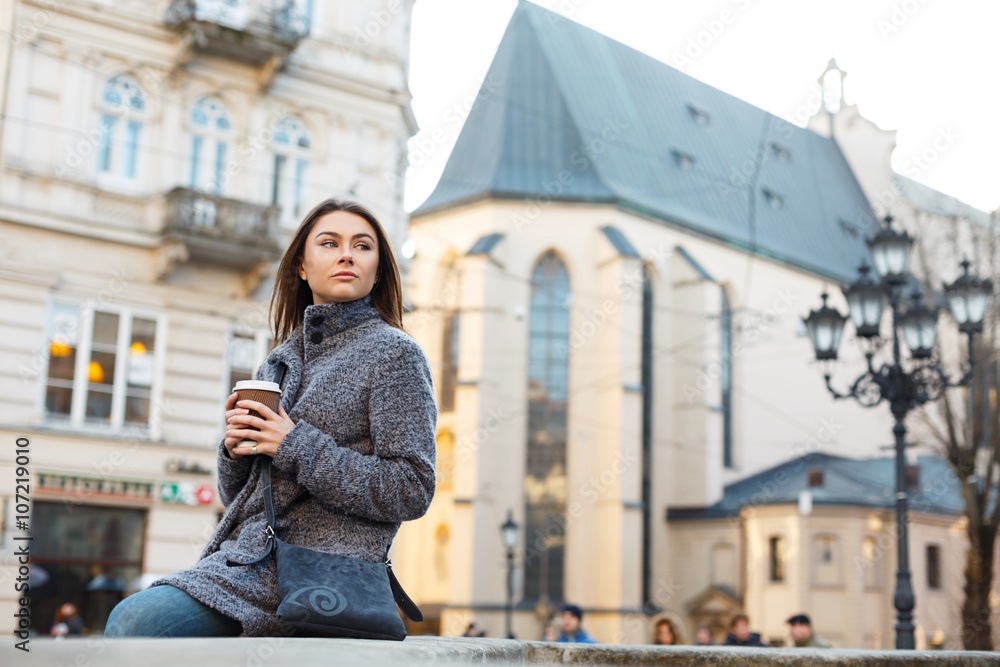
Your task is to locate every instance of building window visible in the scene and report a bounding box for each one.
[768,536,785,583]
[767,141,791,162]
[436,432,454,492]
[440,310,459,412]
[812,533,841,587]
[225,329,273,398]
[671,149,695,170]
[687,103,711,126]
[524,252,571,604]
[44,302,162,431]
[926,544,941,590]
[862,536,881,589]
[97,75,145,180]
[189,97,231,194]
[721,288,733,468]
[271,116,311,227]
[762,188,783,209]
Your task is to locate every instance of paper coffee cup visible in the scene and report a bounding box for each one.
[232,380,282,449]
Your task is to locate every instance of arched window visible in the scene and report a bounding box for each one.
[189,97,231,194]
[524,252,570,604]
[440,310,459,412]
[272,116,311,226]
[97,75,145,179]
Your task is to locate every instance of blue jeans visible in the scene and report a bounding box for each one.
[104,584,242,637]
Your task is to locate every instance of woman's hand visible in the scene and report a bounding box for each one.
[222,392,248,460]
[225,396,296,458]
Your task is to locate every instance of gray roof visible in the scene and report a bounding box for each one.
[412,1,875,282]
[466,232,505,256]
[667,453,965,521]
[599,225,640,258]
[894,174,994,226]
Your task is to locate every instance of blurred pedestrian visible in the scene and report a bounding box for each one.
[50,603,85,637]
[695,625,715,645]
[651,616,683,645]
[556,604,599,643]
[543,616,561,641]
[724,613,766,647]
[462,622,479,637]
[786,614,830,648]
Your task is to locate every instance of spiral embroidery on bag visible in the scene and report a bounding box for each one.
[285,586,349,617]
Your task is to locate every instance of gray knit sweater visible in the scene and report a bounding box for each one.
[149,293,438,636]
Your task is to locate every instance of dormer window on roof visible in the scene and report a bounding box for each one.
[768,141,791,162]
[686,103,711,126]
[838,218,860,239]
[762,188,784,209]
[671,149,695,170]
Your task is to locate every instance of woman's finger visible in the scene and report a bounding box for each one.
[237,399,277,421]
[226,428,257,440]
[227,414,265,429]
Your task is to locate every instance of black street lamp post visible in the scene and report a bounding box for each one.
[500,510,519,640]
[803,215,992,650]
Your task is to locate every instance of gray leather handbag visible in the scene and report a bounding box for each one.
[226,361,423,640]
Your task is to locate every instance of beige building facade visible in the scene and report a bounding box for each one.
[0,0,417,636]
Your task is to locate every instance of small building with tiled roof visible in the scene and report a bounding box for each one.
[667,453,967,648]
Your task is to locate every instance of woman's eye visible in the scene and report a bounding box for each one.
[321,241,336,247]
[357,243,370,250]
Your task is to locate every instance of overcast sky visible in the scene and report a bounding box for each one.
[405,0,1000,215]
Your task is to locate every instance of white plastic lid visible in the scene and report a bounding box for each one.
[232,380,282,393]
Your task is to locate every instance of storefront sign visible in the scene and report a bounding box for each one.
[160,482,214,506]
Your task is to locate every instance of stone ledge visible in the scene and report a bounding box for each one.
[10,636,1000,666]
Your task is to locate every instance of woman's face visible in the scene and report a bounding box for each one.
[657,622,674,644]
[299,211,380,305]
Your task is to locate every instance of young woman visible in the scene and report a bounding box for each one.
[105,199,438,637]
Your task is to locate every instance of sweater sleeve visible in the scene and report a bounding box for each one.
[216,360,269,506]
[271,337,438,523]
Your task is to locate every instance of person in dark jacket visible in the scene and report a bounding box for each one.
[556,604,599,643]
[724,613,766,647]
[104,199,437,637]
[787,614,831,648]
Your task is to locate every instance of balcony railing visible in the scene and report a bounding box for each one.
[165,0,309,68]
[163,187,282,270]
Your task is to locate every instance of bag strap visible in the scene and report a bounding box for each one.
[225,360,286,568]
[225,360,423,622]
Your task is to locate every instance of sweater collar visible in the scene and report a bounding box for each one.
[302,292,381,341]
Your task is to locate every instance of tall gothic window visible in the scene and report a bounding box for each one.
[524,252,570,604]
[721,288,733,468]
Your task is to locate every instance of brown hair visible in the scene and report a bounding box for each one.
[654,617,682,645]
[270,198,404,345]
